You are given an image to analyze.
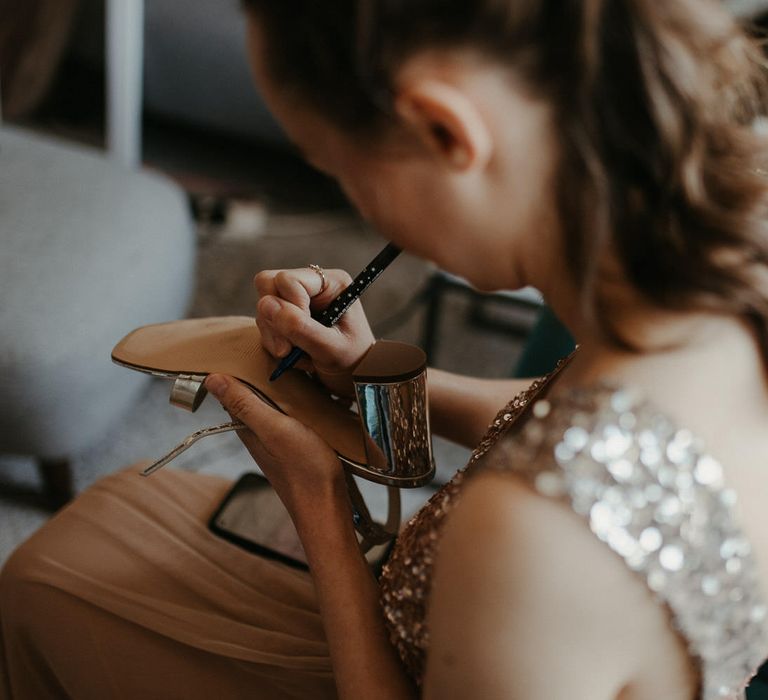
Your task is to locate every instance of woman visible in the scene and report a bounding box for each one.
[3,0,768,697]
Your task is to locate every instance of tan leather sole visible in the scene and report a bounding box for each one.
[112,317,367,467]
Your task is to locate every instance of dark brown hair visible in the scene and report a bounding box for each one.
[244,0,768,355]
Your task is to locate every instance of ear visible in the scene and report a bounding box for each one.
[394,80,493,172]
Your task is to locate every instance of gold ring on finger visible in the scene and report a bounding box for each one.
[308,264,328,294]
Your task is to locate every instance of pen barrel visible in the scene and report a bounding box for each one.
[323,268,387,325]
[270,244,402,381]
[318,244,401,327]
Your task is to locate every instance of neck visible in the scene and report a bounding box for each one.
[531,262,763,386]
[558,305,765,404]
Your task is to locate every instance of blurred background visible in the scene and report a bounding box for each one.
[4,0,768,694]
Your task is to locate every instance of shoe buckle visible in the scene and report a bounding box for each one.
[169,374,208,412]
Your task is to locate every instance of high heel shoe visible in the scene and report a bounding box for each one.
[112,316,436,551]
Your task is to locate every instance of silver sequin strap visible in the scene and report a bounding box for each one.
[485,383,768,700]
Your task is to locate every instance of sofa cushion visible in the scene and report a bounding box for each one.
[0,126,195,457]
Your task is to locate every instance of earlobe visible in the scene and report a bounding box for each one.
[394,80,492,172]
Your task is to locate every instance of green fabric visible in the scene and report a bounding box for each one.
[748,677,768,699]
[513,306,575,378]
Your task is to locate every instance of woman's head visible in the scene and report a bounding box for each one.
[244,10,561,293]
[243,0,768,349]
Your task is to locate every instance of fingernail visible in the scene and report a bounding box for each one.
[205,374,227,398]
[260,296,280,321]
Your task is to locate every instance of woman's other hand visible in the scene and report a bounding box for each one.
[205,373,348,520]
[254,267,375,396]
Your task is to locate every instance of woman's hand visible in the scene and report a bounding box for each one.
[205,373,350,520]
[206,375,418,700]
[254,268,376,397]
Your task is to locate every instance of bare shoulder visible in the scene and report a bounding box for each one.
[422,469,694,700]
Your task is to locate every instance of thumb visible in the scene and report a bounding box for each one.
[205,373,280,432]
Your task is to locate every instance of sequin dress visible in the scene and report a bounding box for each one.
[378,379,768,699]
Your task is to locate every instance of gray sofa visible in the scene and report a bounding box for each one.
[0,126,195,506]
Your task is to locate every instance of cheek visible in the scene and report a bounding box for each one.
[338,154,497,282]
[341,162,453,255]
[339,179,378,224]
[337,166,407,237]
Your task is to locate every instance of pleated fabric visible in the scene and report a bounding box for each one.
[0,464,336,700]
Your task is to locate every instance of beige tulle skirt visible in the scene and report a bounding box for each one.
[0,465,336,699]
